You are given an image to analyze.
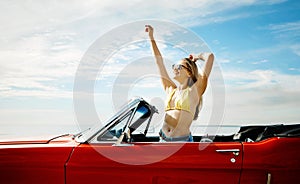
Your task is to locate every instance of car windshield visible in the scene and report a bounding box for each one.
[75,97,151,143]
[97,105,150,141]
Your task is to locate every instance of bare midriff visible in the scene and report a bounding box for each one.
[163,109,193,137]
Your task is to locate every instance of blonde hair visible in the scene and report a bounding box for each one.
[184,57,201,120]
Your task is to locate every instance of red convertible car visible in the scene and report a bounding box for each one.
[1,97,300,184]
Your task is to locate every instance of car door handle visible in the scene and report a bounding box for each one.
[216,149,240,156]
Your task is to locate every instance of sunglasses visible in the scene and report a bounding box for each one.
[172,64,190,71]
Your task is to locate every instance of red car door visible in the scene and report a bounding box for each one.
[66,141,242,184]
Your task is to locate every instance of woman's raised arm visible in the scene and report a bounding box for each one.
[200,52,214,78]
[146,25,176,91]
[194,52,214,96]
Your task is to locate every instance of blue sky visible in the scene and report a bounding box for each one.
[0,0,300,137]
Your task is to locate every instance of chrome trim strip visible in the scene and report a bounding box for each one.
[216,149,240,153]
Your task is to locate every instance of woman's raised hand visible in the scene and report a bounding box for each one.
[145,25,154,39]
[189,54,201,62]
[189,53,208,62]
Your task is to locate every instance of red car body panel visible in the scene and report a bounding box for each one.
[66,142,243,184]
[240,137,300,184]
[0,137,300,183]
[0,136,78,184]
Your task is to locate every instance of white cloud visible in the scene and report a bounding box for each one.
[266,21,300,51]
[224,69,300,90]
[251,59,269,65]
[290,44,300,57]
[0,25,83,98]
[0,0,294,132]
[289,68,300,72]
[218,58,231,64]
[268,20,300,34]
[222,69,300,124]
[0,0,286,40]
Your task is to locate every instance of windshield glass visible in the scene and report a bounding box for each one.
[96,105,150,141]
[75,98,143,143]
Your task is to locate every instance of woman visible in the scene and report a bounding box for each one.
[145,25,214,142]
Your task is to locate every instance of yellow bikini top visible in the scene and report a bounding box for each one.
[165,88,191,113]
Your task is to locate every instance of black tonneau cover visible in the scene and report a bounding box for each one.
[233,124,300,142]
